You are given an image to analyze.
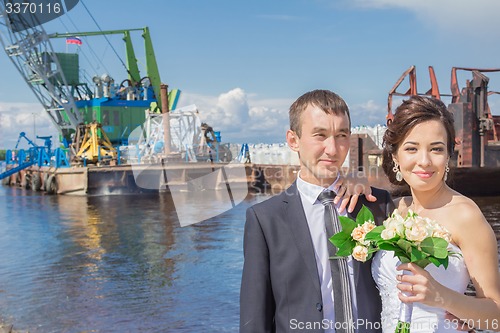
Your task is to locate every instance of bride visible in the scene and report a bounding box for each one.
[371,96,500,332]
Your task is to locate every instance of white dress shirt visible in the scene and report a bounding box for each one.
[296,173,358,333]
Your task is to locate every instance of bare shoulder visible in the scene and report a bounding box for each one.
[443,194,491,245]
[446,195,484,224]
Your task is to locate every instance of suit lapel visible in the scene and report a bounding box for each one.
[284,183,321,294]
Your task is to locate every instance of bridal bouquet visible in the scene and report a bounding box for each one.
[330,206,453,333]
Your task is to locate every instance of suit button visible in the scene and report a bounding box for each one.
[316,303,323,312]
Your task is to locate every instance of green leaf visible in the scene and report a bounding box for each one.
[420,237,449,259]
[338,216,357,235]
[410,246,427,262]
[397,239,413,255]
[378,242,408,260]
[398,255,411,263]
[378,242,401,252]
[336,239,356,257]
[413,258,431,268]
[365,225,385,242]
[442,256,449,269]
[329,235,354,257]
[329,232,350,249]
[428,255,449,269]
[356,205,375,225]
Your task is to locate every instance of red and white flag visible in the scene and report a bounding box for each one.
[66,37,82,46]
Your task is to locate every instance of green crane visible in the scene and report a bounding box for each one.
[48,27,164,111]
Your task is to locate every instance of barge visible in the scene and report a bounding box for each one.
[2,161,300,196]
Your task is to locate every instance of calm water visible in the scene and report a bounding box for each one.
[0,186,499,333]
[0,186,267,333]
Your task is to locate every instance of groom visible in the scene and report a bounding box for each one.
[240,90,394,333]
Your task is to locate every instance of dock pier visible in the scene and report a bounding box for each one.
[2,162,300,196]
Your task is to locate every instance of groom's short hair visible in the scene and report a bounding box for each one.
[289,89,351,137]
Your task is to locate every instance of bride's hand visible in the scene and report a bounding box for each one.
[396,262,446,307]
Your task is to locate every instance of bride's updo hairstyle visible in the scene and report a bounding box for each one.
[382,96,456,185]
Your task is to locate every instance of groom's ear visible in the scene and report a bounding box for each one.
[286,130,299,152]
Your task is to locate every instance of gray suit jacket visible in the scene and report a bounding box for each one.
[240,182,395,333]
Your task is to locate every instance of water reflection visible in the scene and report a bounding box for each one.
[0,187,263,332]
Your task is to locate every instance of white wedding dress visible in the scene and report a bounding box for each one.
[372,244,470,332]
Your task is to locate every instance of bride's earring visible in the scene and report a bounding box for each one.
[444,162,450,182]
[393,161,403,182]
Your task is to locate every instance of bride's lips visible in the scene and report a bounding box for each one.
[413,171,434,179]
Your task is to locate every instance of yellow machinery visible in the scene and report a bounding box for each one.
[73,122,117,164]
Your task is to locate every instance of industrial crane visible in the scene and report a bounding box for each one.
[0,3,83,141]
[0,3,181,164]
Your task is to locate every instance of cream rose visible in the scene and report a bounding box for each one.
[351,226,366,242]
[352,245,369,262]
[384,215,405,237]
[381,227,397,240]
[362,221,376,233]
[405,220,430,243]
[432,224,452,243]
[351,222,376,245]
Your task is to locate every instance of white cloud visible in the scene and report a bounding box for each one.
[248,106,288,134]
[207,88,250,126]
[246,96,291,142]
[349,99,387,127]
[0,102,59,149]
[177,88,290,143]
[178,90,389,143]
[351,0,500,36]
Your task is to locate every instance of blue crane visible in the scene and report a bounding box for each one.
[0,133,53,180]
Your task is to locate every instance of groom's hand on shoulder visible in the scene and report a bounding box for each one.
[335,173,377,213]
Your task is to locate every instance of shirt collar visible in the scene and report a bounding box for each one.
[296,171,340,205]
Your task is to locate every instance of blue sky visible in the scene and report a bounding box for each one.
[2,0,500,148]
